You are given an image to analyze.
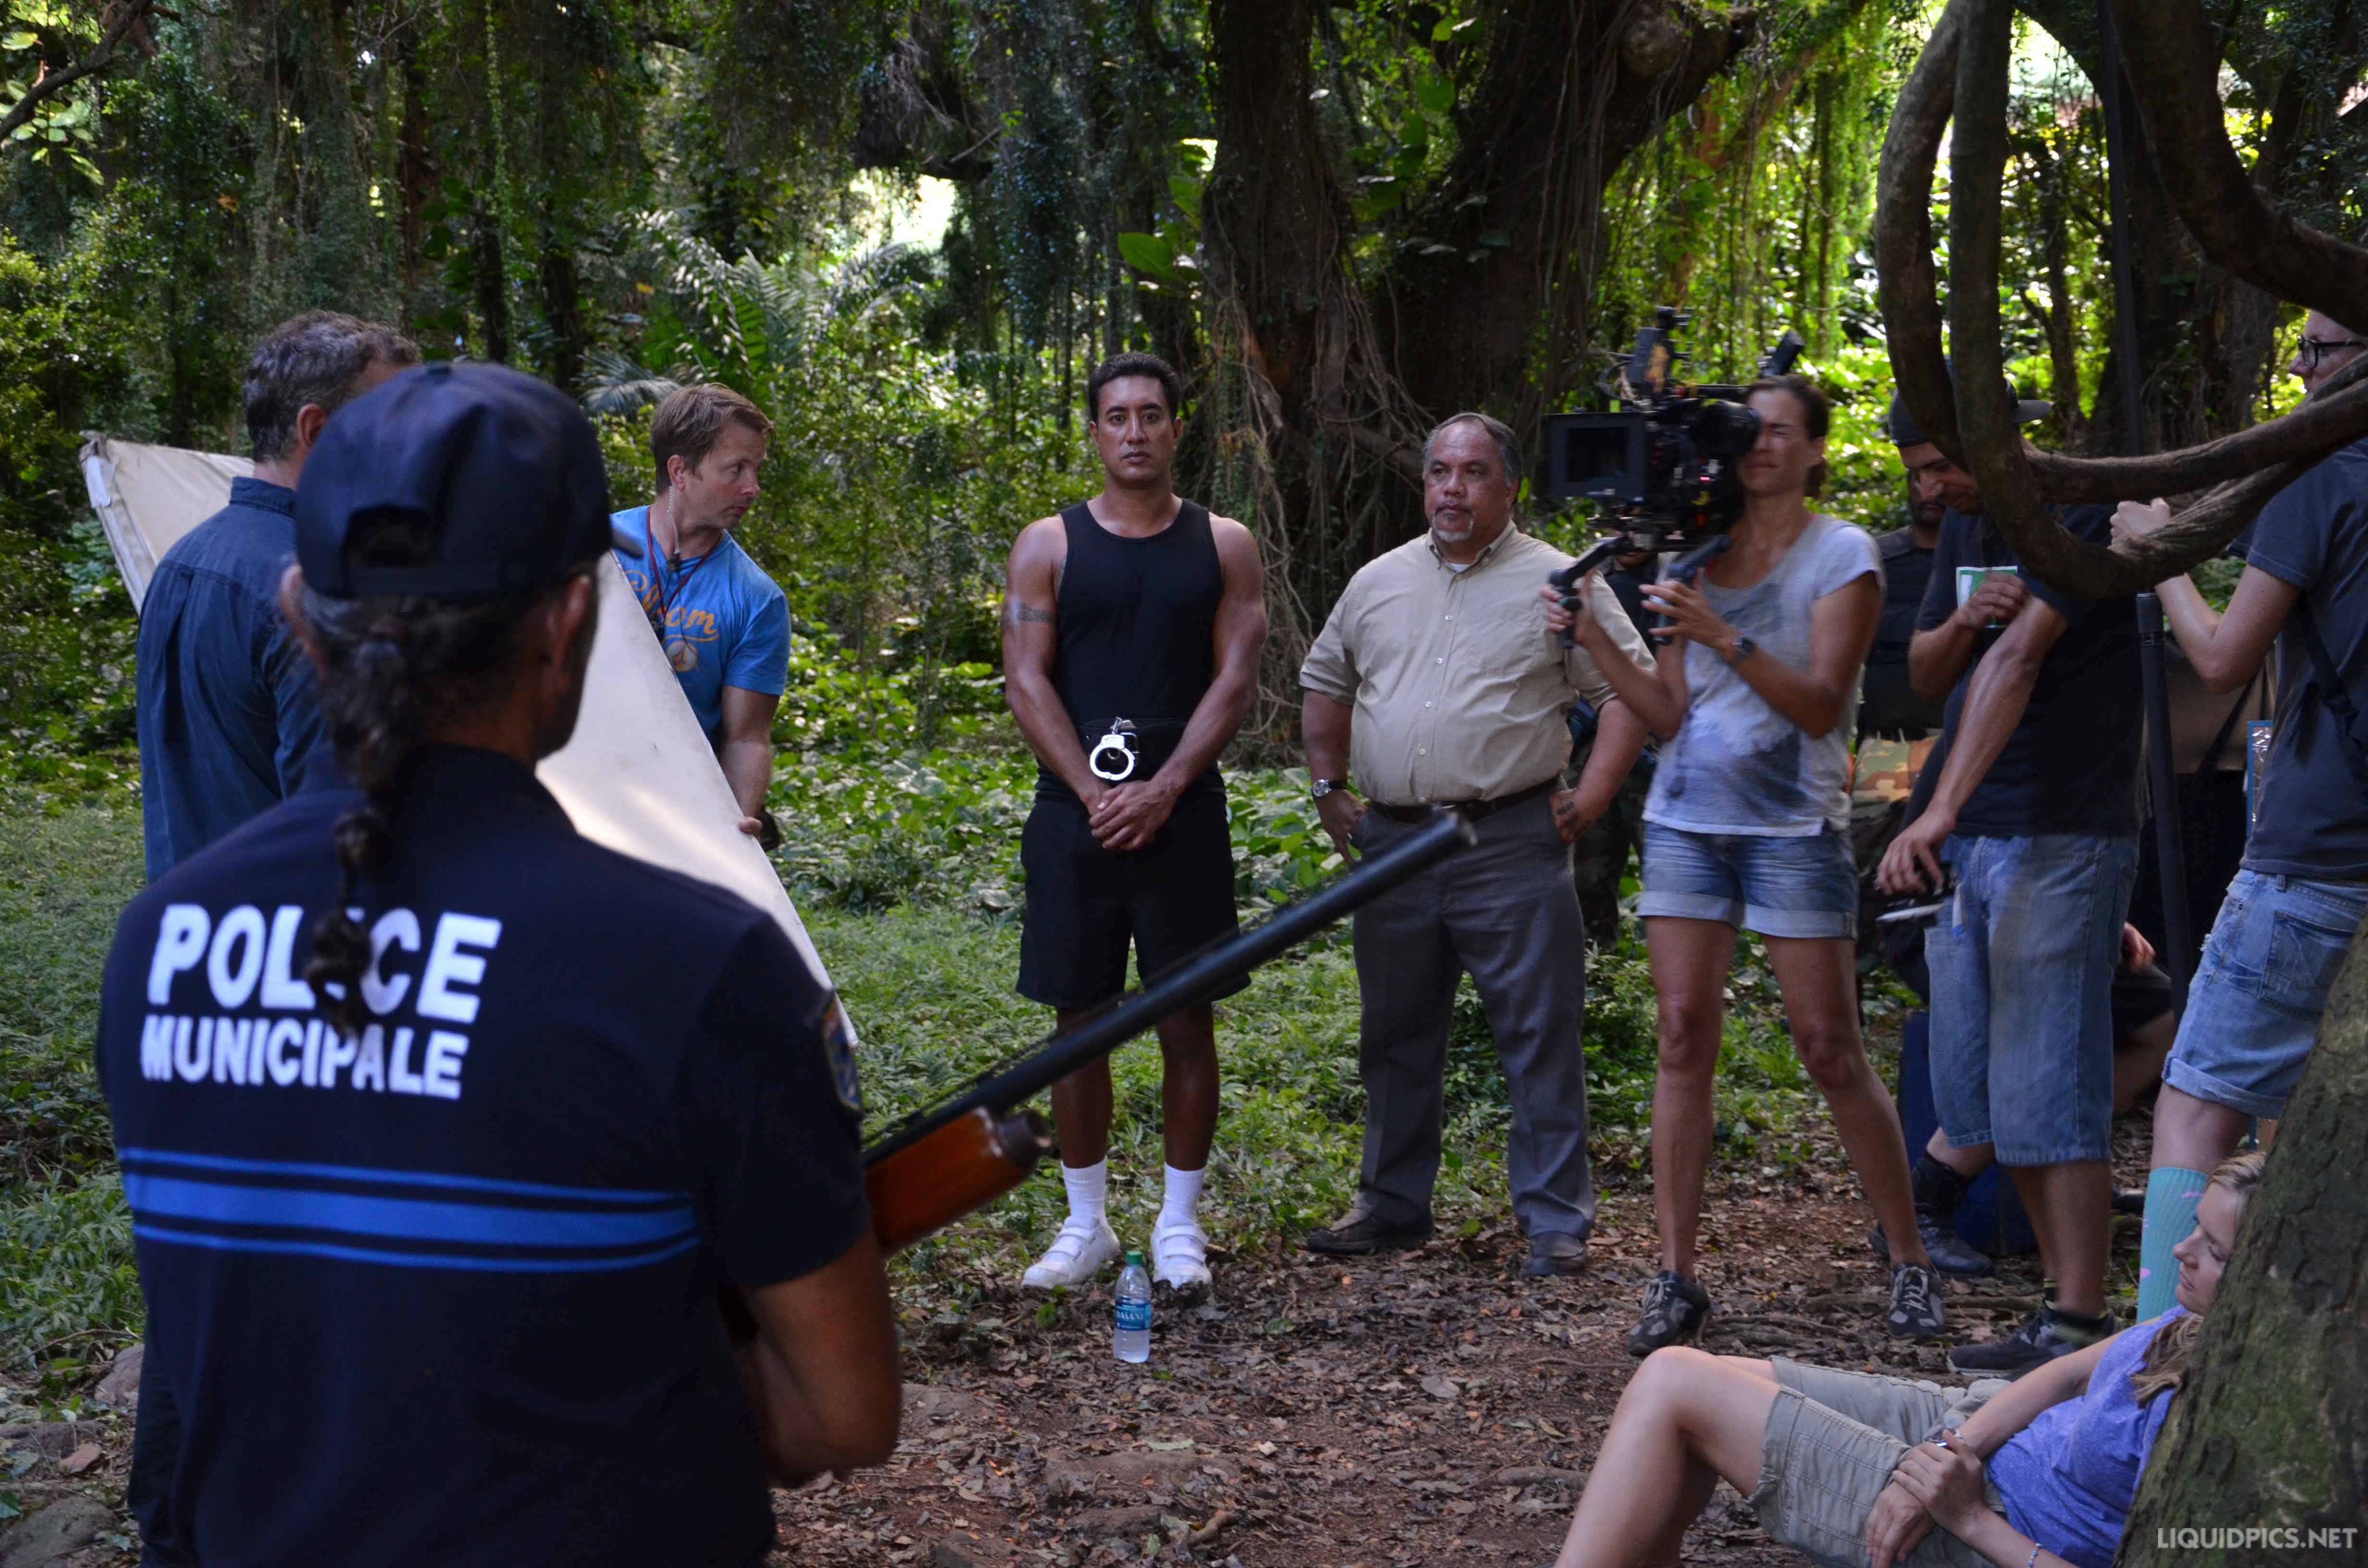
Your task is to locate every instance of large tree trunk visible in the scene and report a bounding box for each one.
[2117,921,2368,1559]
[1384,0,1749,432]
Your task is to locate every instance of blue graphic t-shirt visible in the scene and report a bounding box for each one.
[611,507,790,743]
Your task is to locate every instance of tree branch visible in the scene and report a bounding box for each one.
[2109,0,2368,332]
[0,0,157,145]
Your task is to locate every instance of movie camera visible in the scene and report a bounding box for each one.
[1543,308,1805,645]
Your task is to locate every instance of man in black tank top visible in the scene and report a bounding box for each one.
[1000,353,1268,1301]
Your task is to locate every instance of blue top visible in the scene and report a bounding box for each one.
[1914,504,2143,836]
[2236,435,2368,879]
[1988,1308,2187,1568]
[135,478,325,879]
[96,744,866,1567]
[611,508,789,744]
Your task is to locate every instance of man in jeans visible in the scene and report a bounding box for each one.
[1877,385,2141,1376]
[2111,310,2368,1322]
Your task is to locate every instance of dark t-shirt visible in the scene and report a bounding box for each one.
[97,746,867,1568]
[1915,505,2143,836]
[2240,436,2368,878]
[135,478,326,879]
[1862,527,1947,737]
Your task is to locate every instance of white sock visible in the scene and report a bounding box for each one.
[1159,1164,1205,1231]
[1061,1160,1108,1231]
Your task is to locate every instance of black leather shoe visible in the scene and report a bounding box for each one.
[1303,1203,1433,1256]
[1521,1231,1589,1278]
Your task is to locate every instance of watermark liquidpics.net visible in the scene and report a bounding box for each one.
[2157,1526,2360,1551]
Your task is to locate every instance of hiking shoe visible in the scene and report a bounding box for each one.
[1947,1307,2117,1377]
[1624,1271,1711,1357]
[1869,1214,1993,1279]
[1021,1219,1121,1290]
[1886,1263,1945,1339]
[1303,1203,1432,1256]
[1150,1214,1212,1304]
[1520,1231,1590,1278]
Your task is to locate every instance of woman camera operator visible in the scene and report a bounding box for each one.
[1543,375,1941,1352]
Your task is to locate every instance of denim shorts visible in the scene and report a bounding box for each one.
[1636,821,1858,939]
[1924,833,2137,1166]
[2166,869,2368,1119]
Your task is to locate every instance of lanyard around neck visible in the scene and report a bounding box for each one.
[642,510,714,635]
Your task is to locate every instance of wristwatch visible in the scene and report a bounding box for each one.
[1721,635,1758,668]
[1311,778,1350,801]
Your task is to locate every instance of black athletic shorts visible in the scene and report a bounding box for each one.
[1017,782,1245,1009]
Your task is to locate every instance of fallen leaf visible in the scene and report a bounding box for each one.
[62,1443,102,1474]
[1420,1375,1460,1400]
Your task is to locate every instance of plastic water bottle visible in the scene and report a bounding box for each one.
[1113,1249,1152,1363]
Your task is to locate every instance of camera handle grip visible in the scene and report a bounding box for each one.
[1547,536,1631,649]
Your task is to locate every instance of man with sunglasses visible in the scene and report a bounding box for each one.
[2109,310,2368,1323]
[612,383,788,839]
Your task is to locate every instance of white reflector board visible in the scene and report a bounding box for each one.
[81,436,843,1008]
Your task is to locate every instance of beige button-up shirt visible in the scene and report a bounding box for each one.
[1300,523,1654,806]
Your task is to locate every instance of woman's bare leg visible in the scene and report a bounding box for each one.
[1645,918,1737,1278]
[1761,934,1934,1271]
[1555,1350,1779,1568]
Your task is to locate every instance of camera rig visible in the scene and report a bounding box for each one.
[1542,308,1804,645]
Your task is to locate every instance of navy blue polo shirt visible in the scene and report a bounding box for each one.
[1914,505,2143,836]
[135,478,327,879]
[96,745,868,1568]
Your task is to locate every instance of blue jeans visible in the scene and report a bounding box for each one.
[1924,833,2137,1165]
[1636,821,1858,939]
[2165,869,2368,1118]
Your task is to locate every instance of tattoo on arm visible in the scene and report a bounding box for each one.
[1003,602,1054,626]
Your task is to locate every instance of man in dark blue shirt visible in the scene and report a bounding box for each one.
[99,361,900,1566]
[2109,309,2368,1323]
[1876,384,2142,1377]
[135,312,420,878]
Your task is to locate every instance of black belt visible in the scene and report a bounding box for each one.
[1369,775,1558,825]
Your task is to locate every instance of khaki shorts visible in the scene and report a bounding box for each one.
[1751,1360,2012,1568]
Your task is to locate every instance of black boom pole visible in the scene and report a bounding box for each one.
[2099,0,2195,1007]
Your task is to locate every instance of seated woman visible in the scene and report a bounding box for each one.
[1554,1150,2264,1568]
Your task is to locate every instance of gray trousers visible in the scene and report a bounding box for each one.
[1350,793,1596,1238]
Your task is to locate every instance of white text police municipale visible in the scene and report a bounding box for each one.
[139,905,499,1100]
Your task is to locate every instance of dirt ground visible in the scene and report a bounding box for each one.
[0,1119,2149,1568]
[770,1118,2151,1568]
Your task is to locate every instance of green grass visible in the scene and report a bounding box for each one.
[0,770,1845,1369]
[0,788,147,1369]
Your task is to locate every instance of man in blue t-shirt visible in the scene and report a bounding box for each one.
[2109,310,2368,1322]
[136,311,419,877]
[99,363,899,1566]
[1876,381,2143,1378]
[612,383,790,837]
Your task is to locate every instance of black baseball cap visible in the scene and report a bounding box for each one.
[1886,379,2050,447]
[296,360,637,601]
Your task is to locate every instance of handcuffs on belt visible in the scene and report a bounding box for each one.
[1088,719,1140,783]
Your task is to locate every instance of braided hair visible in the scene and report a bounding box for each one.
[299,511,587,1035]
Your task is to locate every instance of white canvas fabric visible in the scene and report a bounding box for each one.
[80,436,846,1014]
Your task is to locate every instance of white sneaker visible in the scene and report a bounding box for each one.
[1021,1219,1120,1290]
[1150,1214,1211,1302]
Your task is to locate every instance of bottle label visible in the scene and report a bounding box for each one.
[1116,1300,1152,1332]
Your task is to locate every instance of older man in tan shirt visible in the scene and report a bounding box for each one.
[1300,412,1653,1276]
